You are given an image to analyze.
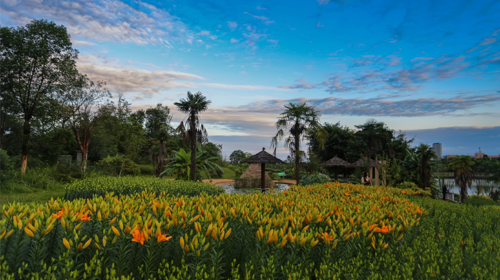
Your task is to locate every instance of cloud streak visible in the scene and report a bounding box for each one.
[77,55,203,100]
[1,0,193,46]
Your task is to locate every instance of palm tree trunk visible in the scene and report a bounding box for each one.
[190,112,196,181]
[295,133,300,185]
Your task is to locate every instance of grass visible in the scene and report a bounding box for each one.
[0,189,65,207]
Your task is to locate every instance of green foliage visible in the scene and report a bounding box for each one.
[97,155,140,176]
[63,176,223,199]
[398,181,418,189]
[2,166,64,193]
[0,149,14,182]
[229,150,252,165]
[300,174,331,186]
[450,156,476,202]
[137,164,155,175]
[162,145,223,181]
[464,195,500,207]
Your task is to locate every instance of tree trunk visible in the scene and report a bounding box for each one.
[156,141,165,177]
[295,133,300,185]
[190,112,196,181]
[20,119,31,174]
[71,125,91,173]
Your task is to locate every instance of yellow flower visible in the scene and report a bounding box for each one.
[63,238,70,249]
[111,226,120,236]
[24,227,35,238]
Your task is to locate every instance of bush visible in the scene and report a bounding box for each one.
[97,155,140,176]
[300,173,331,186]
[138,164,155,175]
[63,176,223,200]
[1,166,64,193]
[0,149,14,182]
[464,195,500,207]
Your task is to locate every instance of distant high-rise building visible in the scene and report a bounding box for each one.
[432,143,442,160]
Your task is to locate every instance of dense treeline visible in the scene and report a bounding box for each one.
[0,20,224,190]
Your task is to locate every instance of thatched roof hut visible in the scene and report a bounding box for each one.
[242,148,284,192]
[320,155,351,167]
[243,148,285,164]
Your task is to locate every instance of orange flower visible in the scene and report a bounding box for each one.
[369,224,378,232]
[320,232,334,241]
[401,191,406,194]
[156,231,172,243]
[344,193,350,196]
[375,225,389,234]
[80,213,92,222]
[52,209,64,220]
[282,190,287,194]
[132,228,145,245]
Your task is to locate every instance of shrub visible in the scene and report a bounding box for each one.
[63,176,223,200]
[0,149,14,182]
[138,164,155,175]
[300,173,331,186]
[464,195,500,207]
[97,155,140,176]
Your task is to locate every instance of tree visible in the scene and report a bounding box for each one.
[415,144,437,191]
[0,19,79,173]
[59,74,109,171]
[144,104,173,176]
[355,120,393,182]
[271,102,327,185]
[174,91,211,181]
[449,156,476,202]
[229,150,251,165]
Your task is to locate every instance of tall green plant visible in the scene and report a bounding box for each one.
[162,145,223,181]
[174,92,211,181]
[271,102,327,185]
[449,156,476,202]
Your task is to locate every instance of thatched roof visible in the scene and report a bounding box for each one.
[240,164,276,188]
[243,148,285,164]
[320,155,351,167]
[350,158,378,167]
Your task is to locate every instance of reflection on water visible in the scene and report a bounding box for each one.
[220,183,290,194]
[438,178,499,195]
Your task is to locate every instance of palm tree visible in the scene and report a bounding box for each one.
[174,91,211,181]
[415,144,437,191]
[449,156,476,202]
[271,102,327,185]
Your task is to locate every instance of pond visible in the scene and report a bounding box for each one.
[438,178,499,195]
[220,183,291,194]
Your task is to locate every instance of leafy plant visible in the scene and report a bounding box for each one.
[300,174,331,186]
[161,145,223,181]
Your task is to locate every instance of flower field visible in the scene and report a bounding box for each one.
[1,182,499,279]
[63,177,224,200]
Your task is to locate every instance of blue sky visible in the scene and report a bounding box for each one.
[2,0,500,158]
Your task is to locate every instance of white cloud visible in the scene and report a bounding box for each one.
[77,54,204,100]
[1,0,194,46]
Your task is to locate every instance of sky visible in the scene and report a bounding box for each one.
[2,0,500,159]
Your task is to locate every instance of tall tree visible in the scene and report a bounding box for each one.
[449,156,476,202]
[415,144,437,191]
[271,102,327,185]
[355,119,393,180]
[144,104,172,176]
[0,19,79,173]
[174,91,211,181]
[59,74,109,171]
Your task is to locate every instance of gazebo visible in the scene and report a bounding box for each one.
[242,148,285,192]
[350,158,380,185]
[320,155,352,181]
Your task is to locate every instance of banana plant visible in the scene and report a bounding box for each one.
[161,144,223,181]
